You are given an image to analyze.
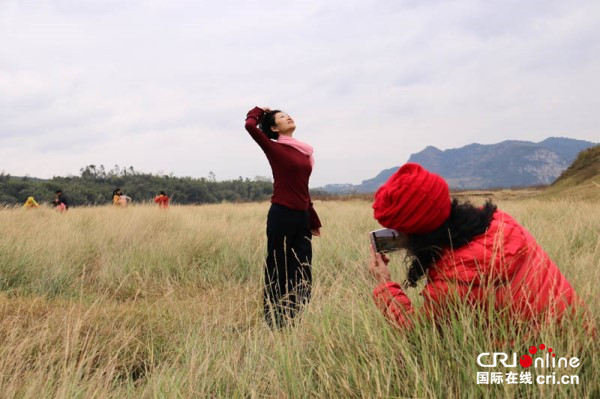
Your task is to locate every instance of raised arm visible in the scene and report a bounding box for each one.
[245,106,273,153]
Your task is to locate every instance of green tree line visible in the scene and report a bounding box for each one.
[0,165,279,206]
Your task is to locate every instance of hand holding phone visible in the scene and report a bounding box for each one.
[369,245,391,284]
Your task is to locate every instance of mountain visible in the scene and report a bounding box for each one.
[318,137,596,193]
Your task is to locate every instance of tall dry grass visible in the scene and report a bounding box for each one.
[0,199,598,398]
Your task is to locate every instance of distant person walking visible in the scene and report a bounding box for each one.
[245,105,322,328]
[23,196,40,209]
[113,188,128,207]
[53,190,69,212]
[154,191,170,209]
[113,188,123,206]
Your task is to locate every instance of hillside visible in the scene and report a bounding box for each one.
[542,145,600,199]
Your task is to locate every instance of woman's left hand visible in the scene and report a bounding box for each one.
[369,246,391,285]
[311,228,321,237]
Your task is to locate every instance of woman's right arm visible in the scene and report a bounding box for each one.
[371,253,455,330]
[373,282,416,328]
[369,247,415,328]
[245,107,272,153]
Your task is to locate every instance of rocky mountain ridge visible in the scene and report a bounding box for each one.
[318,137,596,193]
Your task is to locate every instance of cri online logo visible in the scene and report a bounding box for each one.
[477,344,580,369]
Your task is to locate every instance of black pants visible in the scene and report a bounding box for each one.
[264,203,313,328]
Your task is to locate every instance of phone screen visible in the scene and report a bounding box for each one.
[370,228,406,253]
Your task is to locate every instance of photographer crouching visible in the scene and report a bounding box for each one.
[368,163,580,330]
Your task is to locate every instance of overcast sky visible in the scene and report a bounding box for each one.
[1,0,598,186]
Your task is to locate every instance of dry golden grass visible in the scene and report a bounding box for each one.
[0,199,598,398]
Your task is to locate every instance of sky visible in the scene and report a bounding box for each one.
[1,0,599,187]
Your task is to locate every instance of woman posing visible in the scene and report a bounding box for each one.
[245,106,322,328]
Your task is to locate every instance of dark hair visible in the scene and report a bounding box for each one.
[113,188,121,196]
[258,110,281,140]
[404,199,497,287]
[55,190,62,194]
[159,191,166,195]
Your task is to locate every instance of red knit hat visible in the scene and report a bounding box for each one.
[373,163,451,234]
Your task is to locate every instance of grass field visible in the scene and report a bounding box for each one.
[0,198,598,398]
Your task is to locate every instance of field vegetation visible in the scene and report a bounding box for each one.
[0,198,598,398]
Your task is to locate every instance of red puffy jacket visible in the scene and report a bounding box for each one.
[373,210,579,328]
[154,195,170,209]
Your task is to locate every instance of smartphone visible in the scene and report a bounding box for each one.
[370,228,407,253]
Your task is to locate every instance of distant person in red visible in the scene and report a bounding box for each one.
[368,163,579,330]
[245,105,322,328]
[154,191,170,209]
[52,190,69,212]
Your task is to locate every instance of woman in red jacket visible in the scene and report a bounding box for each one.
[154,191,170,209]
[369,163,578,329]
[245,106,322,328]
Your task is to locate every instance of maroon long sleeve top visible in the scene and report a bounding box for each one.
[245,106,322,229]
